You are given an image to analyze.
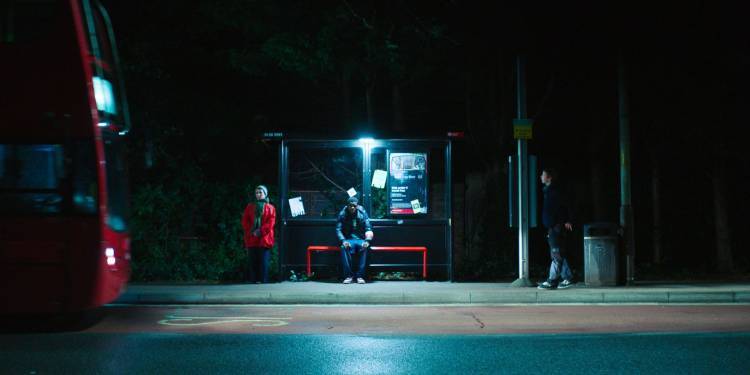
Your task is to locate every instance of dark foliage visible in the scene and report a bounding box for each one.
[101,1,749,281]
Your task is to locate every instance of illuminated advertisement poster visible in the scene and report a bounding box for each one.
[388,152,428,215]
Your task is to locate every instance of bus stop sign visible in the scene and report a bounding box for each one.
[513,119,533,140]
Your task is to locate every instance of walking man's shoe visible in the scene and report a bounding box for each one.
[343,277,353,284]
[558,279,573,289]
[357,277,366,284]
[537,281,555,290]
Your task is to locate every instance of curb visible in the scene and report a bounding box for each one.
[114,283,750,305]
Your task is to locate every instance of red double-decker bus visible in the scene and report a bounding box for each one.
[0,0,131,314]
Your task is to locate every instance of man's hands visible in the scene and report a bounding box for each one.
[363,231,373,248]
[252,229,261,237]
[564,222,573,231]
[342,240,369,249]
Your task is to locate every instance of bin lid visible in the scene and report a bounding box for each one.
[583,222,619,237]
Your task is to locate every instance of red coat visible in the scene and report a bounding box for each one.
[242,202,276,248]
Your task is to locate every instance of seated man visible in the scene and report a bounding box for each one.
[335,197,374,284]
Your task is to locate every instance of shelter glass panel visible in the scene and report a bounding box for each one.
[288,147,362,218]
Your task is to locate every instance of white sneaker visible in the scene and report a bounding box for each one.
[343,277,353,284]
[558,280,573,289]
[356,278,366,284]
[537,281,554,290]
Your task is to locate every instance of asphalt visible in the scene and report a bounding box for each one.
[113,281,750,305]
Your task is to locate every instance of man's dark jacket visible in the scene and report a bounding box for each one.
[542,183,570,229]
[335,206,372,242]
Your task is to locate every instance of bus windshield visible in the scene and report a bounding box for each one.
[0,142,97,215]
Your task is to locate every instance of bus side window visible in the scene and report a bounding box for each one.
[72,141,97,214]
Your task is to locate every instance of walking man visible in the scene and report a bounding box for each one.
[538,168,574,289]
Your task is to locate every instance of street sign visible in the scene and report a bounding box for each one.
[513,119,533,140]
[262,131,284,139]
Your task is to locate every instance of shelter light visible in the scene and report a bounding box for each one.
[358,137,374,147]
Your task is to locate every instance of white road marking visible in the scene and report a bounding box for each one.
[158,315,291,327]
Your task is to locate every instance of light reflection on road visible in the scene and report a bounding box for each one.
[331,336,412,374]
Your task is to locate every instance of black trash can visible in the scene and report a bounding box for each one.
[583,223,619,286]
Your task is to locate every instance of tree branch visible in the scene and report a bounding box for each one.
[532,74,556,120]
[342,0,373,29]
[307,158,346,192]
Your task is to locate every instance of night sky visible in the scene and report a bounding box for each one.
[102,1,749,277]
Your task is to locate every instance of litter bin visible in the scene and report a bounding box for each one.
[583,223,619,286]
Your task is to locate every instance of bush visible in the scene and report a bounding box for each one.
[130,163,279,282]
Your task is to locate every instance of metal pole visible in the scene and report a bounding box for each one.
[278,139,287,281]
[511,55,533,287]
[446,141,453,281]
[618,52,636,285]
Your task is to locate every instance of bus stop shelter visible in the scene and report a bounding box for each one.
[277,137,453,280]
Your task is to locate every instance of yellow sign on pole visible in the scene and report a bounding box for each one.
[513,119,533,140]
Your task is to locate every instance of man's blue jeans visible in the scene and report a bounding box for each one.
[341,239,368,279]
[547,227,572,284]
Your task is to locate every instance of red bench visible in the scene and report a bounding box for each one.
[306,245,428,278]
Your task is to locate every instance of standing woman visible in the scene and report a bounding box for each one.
[242,185,276,283]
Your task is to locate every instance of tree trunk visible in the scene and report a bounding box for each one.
[589,160,606,220]
[651,155,662,265]
[464,172,484,261]
[341,66,352,127]
[713,146,733,273]
[587,111,607,221]
[366,84,375,125]
[452,181,466,265]
[465,71,474,141]
[488,63,498,135]
[392,83,404,132]
[498,52,512,151]
[464,71,486,167]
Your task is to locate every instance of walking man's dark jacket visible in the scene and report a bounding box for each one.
[335,206,372,242]
[542,183,570,229]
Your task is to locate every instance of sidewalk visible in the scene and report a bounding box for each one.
[114,281,750,305]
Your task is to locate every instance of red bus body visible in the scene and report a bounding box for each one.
[0,0,131,314]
